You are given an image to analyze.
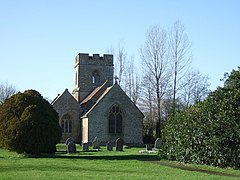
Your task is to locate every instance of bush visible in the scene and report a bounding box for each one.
[161,67,240,168]
[0,89,62,154]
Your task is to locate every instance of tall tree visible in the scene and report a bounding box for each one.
[140,25,171,138]
[124,56,141,105]
[169,20,192,114]
[115,41,127,85]
[140,74,157,141]
[0,82,17,104]
[107,43,141,105]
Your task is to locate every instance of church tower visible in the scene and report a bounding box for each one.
[72,53,114,102]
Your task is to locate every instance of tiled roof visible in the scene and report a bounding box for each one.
[81,85,112,118]
[80,80,109,105]
[80,80,112,116]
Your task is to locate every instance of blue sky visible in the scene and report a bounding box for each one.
[0,0,239,99]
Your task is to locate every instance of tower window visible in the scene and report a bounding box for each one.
[92,70,100,84]
[109,105,123,134]
[61,114,72,133]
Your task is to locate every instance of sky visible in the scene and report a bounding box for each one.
[0,0,239,100]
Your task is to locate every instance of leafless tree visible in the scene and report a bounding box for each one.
[106,41,127,86]
[140,74,157,140]
[180,70,210,108]
[169,20,192,114]
[107,43,141,105]
[115,41,127,86]
[123,56,141,105]
[0,82,17,104]
[140,25,171,138]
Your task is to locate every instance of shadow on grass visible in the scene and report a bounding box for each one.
[28,152,159,162]
[27,152,240,178]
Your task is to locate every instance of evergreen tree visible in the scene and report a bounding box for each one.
[0,89,62,154]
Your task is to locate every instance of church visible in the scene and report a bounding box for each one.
[52,53,144,146]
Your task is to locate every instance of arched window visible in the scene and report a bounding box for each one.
[61,114,72,133]
[61,120,64,132]
[92,70,100,84]
[109,105,123,134]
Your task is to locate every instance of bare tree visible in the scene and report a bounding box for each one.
[107,43,141,105]
[140,25,171,138]
[180,70,210,108]
[169,20,192,114]
[106,46,115,55]
[106,41,127,86]
[0,82,17,104]
[115,41,127,86]
[123,56,141,105]
[140,74,157,141]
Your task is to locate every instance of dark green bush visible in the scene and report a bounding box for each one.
[0,90,62,154]
[161,67,240,168]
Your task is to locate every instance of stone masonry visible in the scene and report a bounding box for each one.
[52,53,143,146]
[72,53,114,102]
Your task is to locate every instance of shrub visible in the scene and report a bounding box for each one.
[0,89,62,154]
[161,67,240,168]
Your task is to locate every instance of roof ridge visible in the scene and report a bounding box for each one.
[80,80,109,105]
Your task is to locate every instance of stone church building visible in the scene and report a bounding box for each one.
[52,53,143,146]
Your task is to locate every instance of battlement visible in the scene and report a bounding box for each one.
[75,53,113,67]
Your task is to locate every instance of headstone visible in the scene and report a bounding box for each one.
[106,141,113,151]
[65,137,75,145]
[82,143,89,151]
[115,138,124,151]
[67,141,76,153]
[154,138,161,149]
[92,136,100,149]
[146,144,152,151]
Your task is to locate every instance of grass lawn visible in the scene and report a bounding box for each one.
[0,144,240,179]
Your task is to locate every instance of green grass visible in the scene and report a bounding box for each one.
[0,144,240,179]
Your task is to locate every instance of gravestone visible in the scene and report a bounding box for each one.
[82,143,89,151]
[115,138,124,151]
[146,144,152,151]
[65,137,75,153]
[106,141,113,151]
[67,141,76,153]
[92,136,100,149]
[65,137,75,145]
[154,138,161,149]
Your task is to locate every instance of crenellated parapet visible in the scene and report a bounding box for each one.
[73,53,114,102]
[75,53,113,67]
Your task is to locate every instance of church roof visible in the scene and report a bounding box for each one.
[81,85,113,118]
[51,88,78,106]
[80,80,112,116]
[81,83,144,118]
[80,80,109,105]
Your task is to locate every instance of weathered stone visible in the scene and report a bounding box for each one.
[106,141,113,151]
[154,138,161,149]
[65,137,74,145]
[146,144,152,151]
[52,53,144,147]
[115,138,124,151]
[73,53,114,102]
[82,143,89,151]
[67,141,76,153]
[52,89,81,143]
[92,136,100,149]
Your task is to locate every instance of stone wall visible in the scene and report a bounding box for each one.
[86,84,143,146]
[73,53,114,102]
[52,89,81,143]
